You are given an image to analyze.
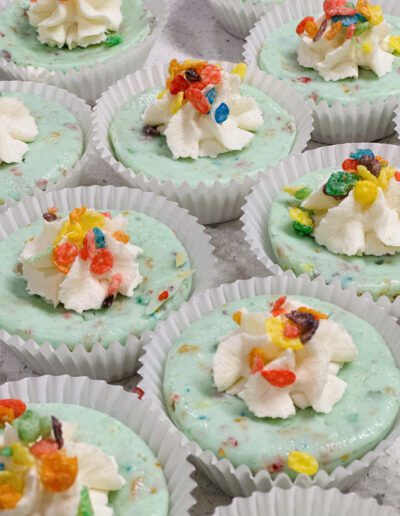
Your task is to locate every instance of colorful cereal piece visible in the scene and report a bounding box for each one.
[355,20,371,35]
[80,230,96,261]
[52,242,79,274]
[232,310,242,325]
[342,158,359,171]
[10,442,34,467]
[283,321,300,338]
[325,20,343,40]
[262,369,296,388]
[214,102,230,124]
[345,23,356,39]
[354,179,378,205]
[305,19,318,38]
[323,171,360,198]
[265,317,303,351]
[40,450,78,492]
[30,439,59,459]
[248,347,268,372]
[313,18,329,41]
[287,450,319,475]
[0,407,14,428]
[200,64,222,86]
[323,0,357,19]
[205,87,217,106]
[0,400,26,420]
[332,13,365,26]
[231,62,247,80]
[112,230,130,244]
[169,74,189,95]
[158,290,169,301]
[90,249,114,275]
[389,35,400,54]
[92,227,106,249]
[105,34,122,47]
[271,295,286,317]
[170,91,185,115]
[283,185,312,201]
[15,409,42,444]
[296,16,315,35]
[350,148,374,160]
[185,88,211,114]
[77,486,94,516]
[297,306,329,320]
[108,274,123,296]
[286,310,319,343]
[0,483,22,510]
[356,165,379,184]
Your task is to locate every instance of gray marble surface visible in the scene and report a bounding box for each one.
[1,0,400,514]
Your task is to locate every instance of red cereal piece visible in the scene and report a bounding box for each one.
[298,76,312,83]
[0,399,26,419]
[185,88,211,114]
[107,274,123,296]
[346,23,356,39]
[296,16,315,35]
[79,230,96,261]
[169,75,189,95]
[200,64,222,86]
[342,158,359,172]
[53,242,78,274]
[30,439,59,459]
[323,0,357,19]
[158,290,169,301]
[395,171,400,182]
[90,249,114,275]
[133,387,144,400]
[262,369,297,388]
[271,296,287,317]
[283,321,300,338]
[101,212,112,219]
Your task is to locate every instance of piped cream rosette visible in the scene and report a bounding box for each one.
[0,185,215,381]
[92,60,313,225]
[138,275,400,496]
[243,0,400,143]
[0,81,92,215]
[241,142,400,319]
[0,0,168,104]
[0,375,196,515]
[212,486,397,516]
[214,297,357,419]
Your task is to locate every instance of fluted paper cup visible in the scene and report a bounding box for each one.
[208,0,284,40]
[394,103,400,142]
[0,0,168,105]
[92,61,313,225]
[243,0,400,144]
[241,142,400,318]
[0,375,196,516]
[0,80,92,214]
[0,185,215,381]
[138,275,400,496]
[213,486,397,515]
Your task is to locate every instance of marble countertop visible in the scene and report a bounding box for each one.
[1,0,400,514]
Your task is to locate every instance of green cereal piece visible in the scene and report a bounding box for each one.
[77,486,94,516]
[14,409,42,443]
[324,171,360,198]
[355,21,371,35]
[105,34,123,47]
[294,186,313,201]
[0,446,12,457]
[292,221,314,236]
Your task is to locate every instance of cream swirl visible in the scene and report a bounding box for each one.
[213,297,357,419]
[27,0,122,50]
[296,1,398,81]
[143,60,264,160]
[0,98,38,165]
[20,208,143,314]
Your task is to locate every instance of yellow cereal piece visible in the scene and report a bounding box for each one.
[378,166,395,190]
[283,186,302,197]
[170,91,185,115]
[11,443,34,468]
[389,35,400,54]
[368,5,383,25]
[231,63,247,80]
[0,471,24,492]
[287,451,319,476]
[354,180,378,205]
[265,317,303,351]
[362,41,373,54]
[232,310,242,325]
[289,208,314,228]
[356,165,379,184]
[157,89,168,100]
[54,209,106,247]
[69,207,86,222]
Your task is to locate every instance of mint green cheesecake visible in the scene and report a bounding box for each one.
[0,210,192,350]
[163,294,400,476]
[0,91,83,204]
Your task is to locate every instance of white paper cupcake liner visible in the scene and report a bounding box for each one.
[243,0,400,144]
[92,61,313,225]
[0,0,168,105]
[0,185,215,381]
[0,375,196,515]
[241,142,400,319]
[0,80,92,214]
[394,103,400,141]
[213,486,397,515]
[208,0,284,40]
[138,274,400,496]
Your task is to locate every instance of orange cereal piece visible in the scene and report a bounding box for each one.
[0,406,15,427]
[305,20,318,38]
[40,450,78,493]
[0,484,22,510]
[297,306,329,320]
[325,21,342,40]
[112,230,130,244]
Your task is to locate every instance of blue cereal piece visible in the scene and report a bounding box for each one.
[214,102,230,124]
[350,148,375,160]
[205,87,217,106]
[93,227,106,249]
[332,13,366,26]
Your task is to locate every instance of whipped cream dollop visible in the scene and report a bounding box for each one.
[296,1,399,81]
[0,406,125,515]
[27,0,122,50]
[213,296,357,419]
[20,207,143,313]
[143,59,264,160]
[288,149,400,256]
[0,98,38,165]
